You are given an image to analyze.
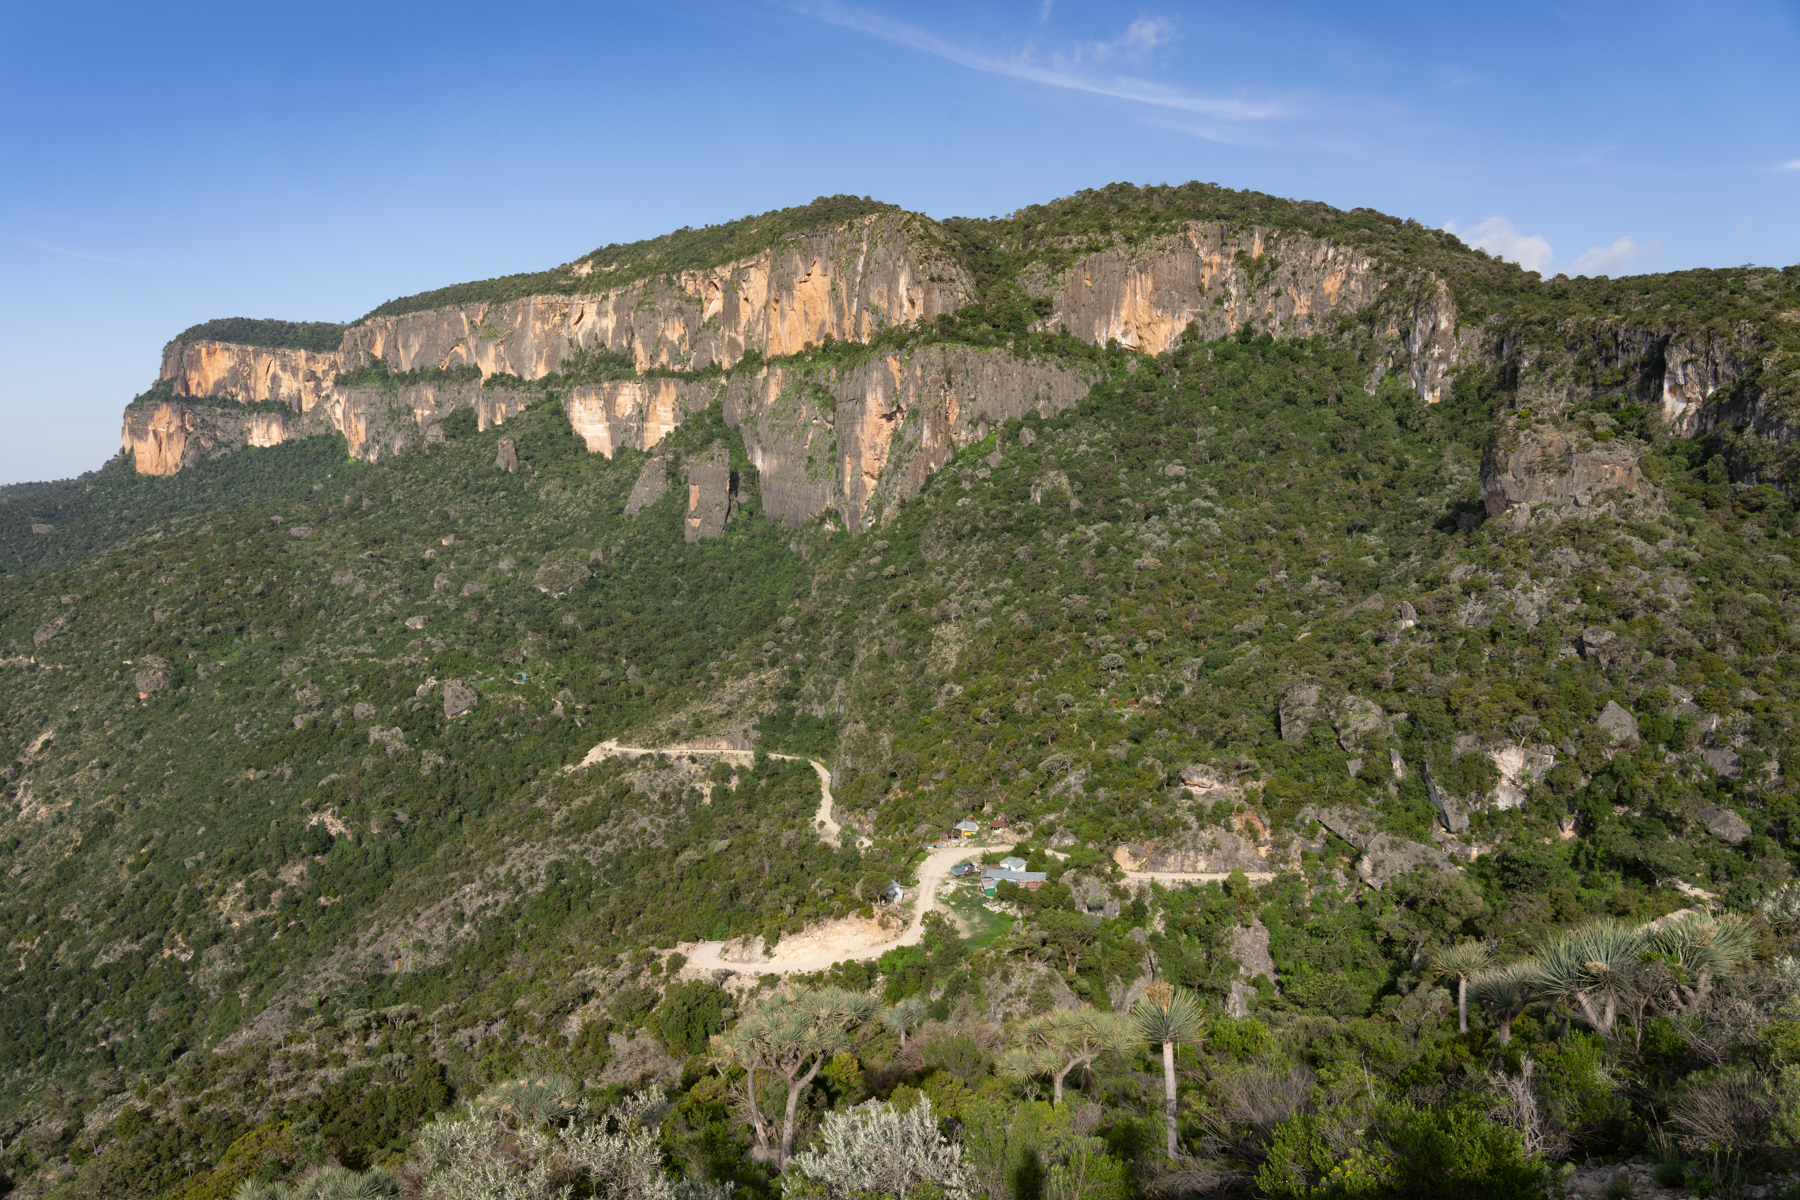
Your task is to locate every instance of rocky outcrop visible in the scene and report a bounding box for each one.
[1480,420,1656,525]
[1356,832,1456,890]
[160,341,341,412]
[341,212,971,378]
[723,345,1096,531]
[122,376,495,473]
[1123,827,1269,873]
[1020,221,1457,404]
[1487,743,1557,810]
[566,379,719,457]
[684,447,733,542]
[624,456,669,515]
[121,401,304,476]
[1696,804,1750,843]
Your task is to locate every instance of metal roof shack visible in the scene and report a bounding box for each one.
[980,867,1048,894]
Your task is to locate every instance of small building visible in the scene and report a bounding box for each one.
[949,861,980,877]
[883,880,907,904]
[951,819,980,841]
[999,856,1028,872]
[980,866,1048,895]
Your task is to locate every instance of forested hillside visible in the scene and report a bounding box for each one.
[4,183,1800,1200]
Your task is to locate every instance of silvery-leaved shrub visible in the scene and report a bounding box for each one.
[411,1083,732,1200]
[785,1097,970,1200]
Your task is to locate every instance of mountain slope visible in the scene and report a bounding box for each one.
[2,182,1799,1198]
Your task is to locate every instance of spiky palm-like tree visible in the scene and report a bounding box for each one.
[1432,941,1492,1034]
[1642,912,1755,1012]
[880,995,929,1050]
[1468,959,1537,1045]
[712,986,878,1169]
[1133,982,1205,1160]
[1533,920,1645,1034]
[1003,1006,1130,1105]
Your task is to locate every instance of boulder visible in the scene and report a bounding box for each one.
[352,702,376,720]
[134,667,170,698]
[1596,701,1639,744]
[1356,832,1457,890]
[1228,917,1278,990]
[684,446,733,542]
[1305,806,1377,851]
[443,682,478,718]
[624,455,668,515]
[533,557,592,596]
[1396,601,1417,630]
[1696,804,1750,843]
[1019,427,1037,447]
[1333,696,1386,752]
[1702,748,1743,779]
[404,615,428,629]
[494,438,519,473]
[1279,683,1322,744]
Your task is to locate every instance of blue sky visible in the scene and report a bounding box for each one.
[1,0,1796,484]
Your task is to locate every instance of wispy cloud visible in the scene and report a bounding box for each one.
[1571,235,1659,277]
[1443,217,1553,274]
[1779,158,1800,172]
[23,239,156,268]
[779,1,1291,124]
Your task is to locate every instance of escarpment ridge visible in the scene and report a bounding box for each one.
[124,181,1800,517]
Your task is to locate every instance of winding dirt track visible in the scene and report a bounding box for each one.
[572,739,992,975]
[570,740,1264,976]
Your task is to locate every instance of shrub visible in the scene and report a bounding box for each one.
[785,1097,970,1200]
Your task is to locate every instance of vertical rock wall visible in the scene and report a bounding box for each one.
[724,346,1098,531]
[338,212,971,378]
[684,447,733,541]
[159,341,342,412]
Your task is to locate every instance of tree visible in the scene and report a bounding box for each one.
[1132,982,1205,1159]
[785,1097,971,1199]
[1531,920,1644,1034]
[1001,1006,1129,1106]
[1431,940,1492,1034]
[711,985,877,1169]
[1468,960,1535,1045]
[1641,912,1754,1013]
[881,995,929,1050]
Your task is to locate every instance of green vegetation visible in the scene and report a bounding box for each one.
[6,182,1800,1199]
[170,319,345,354]
[355,195,899,323]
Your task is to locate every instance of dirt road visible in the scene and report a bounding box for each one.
[571,739,863,847]
[678,838,990,976]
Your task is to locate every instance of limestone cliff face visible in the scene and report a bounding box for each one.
[565,379,720,458]
[160,341,342,412]
[341,213,971,378]
[724,346,1098,531]
[122,402,307,476]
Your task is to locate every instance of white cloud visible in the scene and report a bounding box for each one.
[1443,217,1553,274]
[781,1,1288,123]
[1094,18,1174,59]
[1570,236,1659,277]
[1779,158,1800,171]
